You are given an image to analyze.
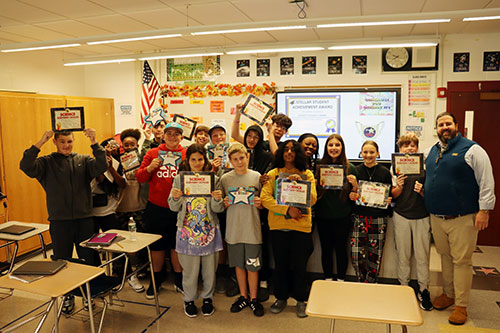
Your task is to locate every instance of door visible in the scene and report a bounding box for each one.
[447,81,500,246]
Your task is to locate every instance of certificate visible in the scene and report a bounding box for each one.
[356,180,390,209]
[51,107,85,132]
[318,164,345,189]
[228,187,255,205]
[241,94,274,125]
[392,153,423,175]
[207,143,230,169]
[180,172,214,197]
[158,151,182,168]
[120,149,140,172]
[172,114,197,140]
[276,179,312,208]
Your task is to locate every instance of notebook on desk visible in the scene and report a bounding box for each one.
[11,260,67,276]
[86,232,118,246]
[0,225,36,235]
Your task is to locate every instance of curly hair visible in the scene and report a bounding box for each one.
[272,139,308,171]
[120,128,141,142]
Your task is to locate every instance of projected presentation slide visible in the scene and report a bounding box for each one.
[276,90,399,161]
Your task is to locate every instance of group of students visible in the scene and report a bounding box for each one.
[19,106,433,319]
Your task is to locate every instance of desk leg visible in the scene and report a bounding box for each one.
[38,233,47,259]
[386,323,391,333]
[147,246,160,315]
[53,297,59,333]
[86,282,96,333]
[330,319,335,333]
[7,242,18,274]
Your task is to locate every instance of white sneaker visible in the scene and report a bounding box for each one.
[128,274,145,293]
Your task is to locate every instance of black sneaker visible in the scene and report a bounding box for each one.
[250,299,264,317]
[230,296,249,313]
[202,298,215,316]
[61,295,75,315]
[184,301,198,318]
[418,289,434,311]
[146,280,161,300]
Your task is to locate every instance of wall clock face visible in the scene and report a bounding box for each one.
[385,47,410,69]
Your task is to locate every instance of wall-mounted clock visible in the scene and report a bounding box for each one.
[382,45,439,72]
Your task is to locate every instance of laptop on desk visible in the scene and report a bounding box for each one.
[0,225,36,236]
[11,260,67,276]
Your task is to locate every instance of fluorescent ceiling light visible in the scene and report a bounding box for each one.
[226,47,324,55]
[191,25,307,36]
[87,34,182,45]
[318,19,450,28]
[463,15,500,22]
[139,52,223,61]
[64,58,136,66]
[328,42,437,50]
[1,43,81,53]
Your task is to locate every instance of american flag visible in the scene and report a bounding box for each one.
[141,61,160,126]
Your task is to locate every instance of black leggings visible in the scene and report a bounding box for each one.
[316,216,351,280]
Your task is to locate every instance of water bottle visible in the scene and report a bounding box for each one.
[128,217,137,241]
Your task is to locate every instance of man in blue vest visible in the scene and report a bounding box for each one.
[424,112,495,325]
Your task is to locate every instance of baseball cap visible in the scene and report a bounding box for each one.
[208,124,226,137]
[164,122,183,134]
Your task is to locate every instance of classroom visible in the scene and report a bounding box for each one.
[0,1,499,332]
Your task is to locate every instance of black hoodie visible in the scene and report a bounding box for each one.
[244,125,273,175]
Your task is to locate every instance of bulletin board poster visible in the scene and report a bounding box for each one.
[408,74,432,106]
[167,59,203,81]
[210,101,224,113]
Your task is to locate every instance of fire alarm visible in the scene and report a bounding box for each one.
[437,87,447,98]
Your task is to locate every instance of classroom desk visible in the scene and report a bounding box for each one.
[82,229,162,315]
[0,221,49,275]
[306,280,423,333]
[0,261,105,333]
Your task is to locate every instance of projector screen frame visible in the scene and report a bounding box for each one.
[275,86,402,162]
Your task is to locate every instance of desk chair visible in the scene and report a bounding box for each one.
[56,254,129,333]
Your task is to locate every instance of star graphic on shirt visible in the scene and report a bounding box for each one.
[144,107,167,127]
[474,266,499,276]
[228,187,254,205]
[159,151,181,168]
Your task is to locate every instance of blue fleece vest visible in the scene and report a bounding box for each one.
[424,133,479,215]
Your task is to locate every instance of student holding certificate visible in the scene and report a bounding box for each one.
[314,134,358,282]
[169,144,224,318]
[348,140,392,283]
[261,140,317,318]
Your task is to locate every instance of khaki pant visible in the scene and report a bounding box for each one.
[430,214,478,307]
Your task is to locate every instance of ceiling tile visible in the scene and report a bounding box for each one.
[185,3,252,25]
[267,29,319,43]
[1,25,74,41]
[361,0,425,15]
[144,38,202,50]
[126,8,198,29]
[410,21,465,35]
[18,0,114,19]
[90,0,168,13]
[180,35,238,47]
[314,27,364,40]
[1,1,65,23]
[35,20,112,37]
[298,0,361,17]
[0,31,37,43]
[0,15,24,27]
[486,0,500,6]
[78,14,157,33]
[460,20,500,34]
[363,25,414,38]
[230,0,306,21]
[421,0,491,12]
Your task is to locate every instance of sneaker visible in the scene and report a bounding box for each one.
[433,293,454,310]
[449,306,467,325]
[270,299,287,314]
[418,289,433,311]
[146,280,161,300]
[61,295,75,315]
[202,298,215,316]
[296,301,307,318]
[128,275,145,293]
[215,275,226,294]
[184,301,198,318]
[257,287,269,302]
[249,299,264,317]
[230,296,249,313]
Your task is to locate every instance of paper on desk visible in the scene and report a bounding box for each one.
[9,274,45,283]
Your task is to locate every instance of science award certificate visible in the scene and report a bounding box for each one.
[318,164,345,189]
[240,94,274,125]
[356,180,390,209]
[392,153,423,175]
[51,107,85,132]
[276,179,312,208]
[180,172,214,197]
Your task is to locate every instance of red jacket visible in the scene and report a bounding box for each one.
[136,144,186,208]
